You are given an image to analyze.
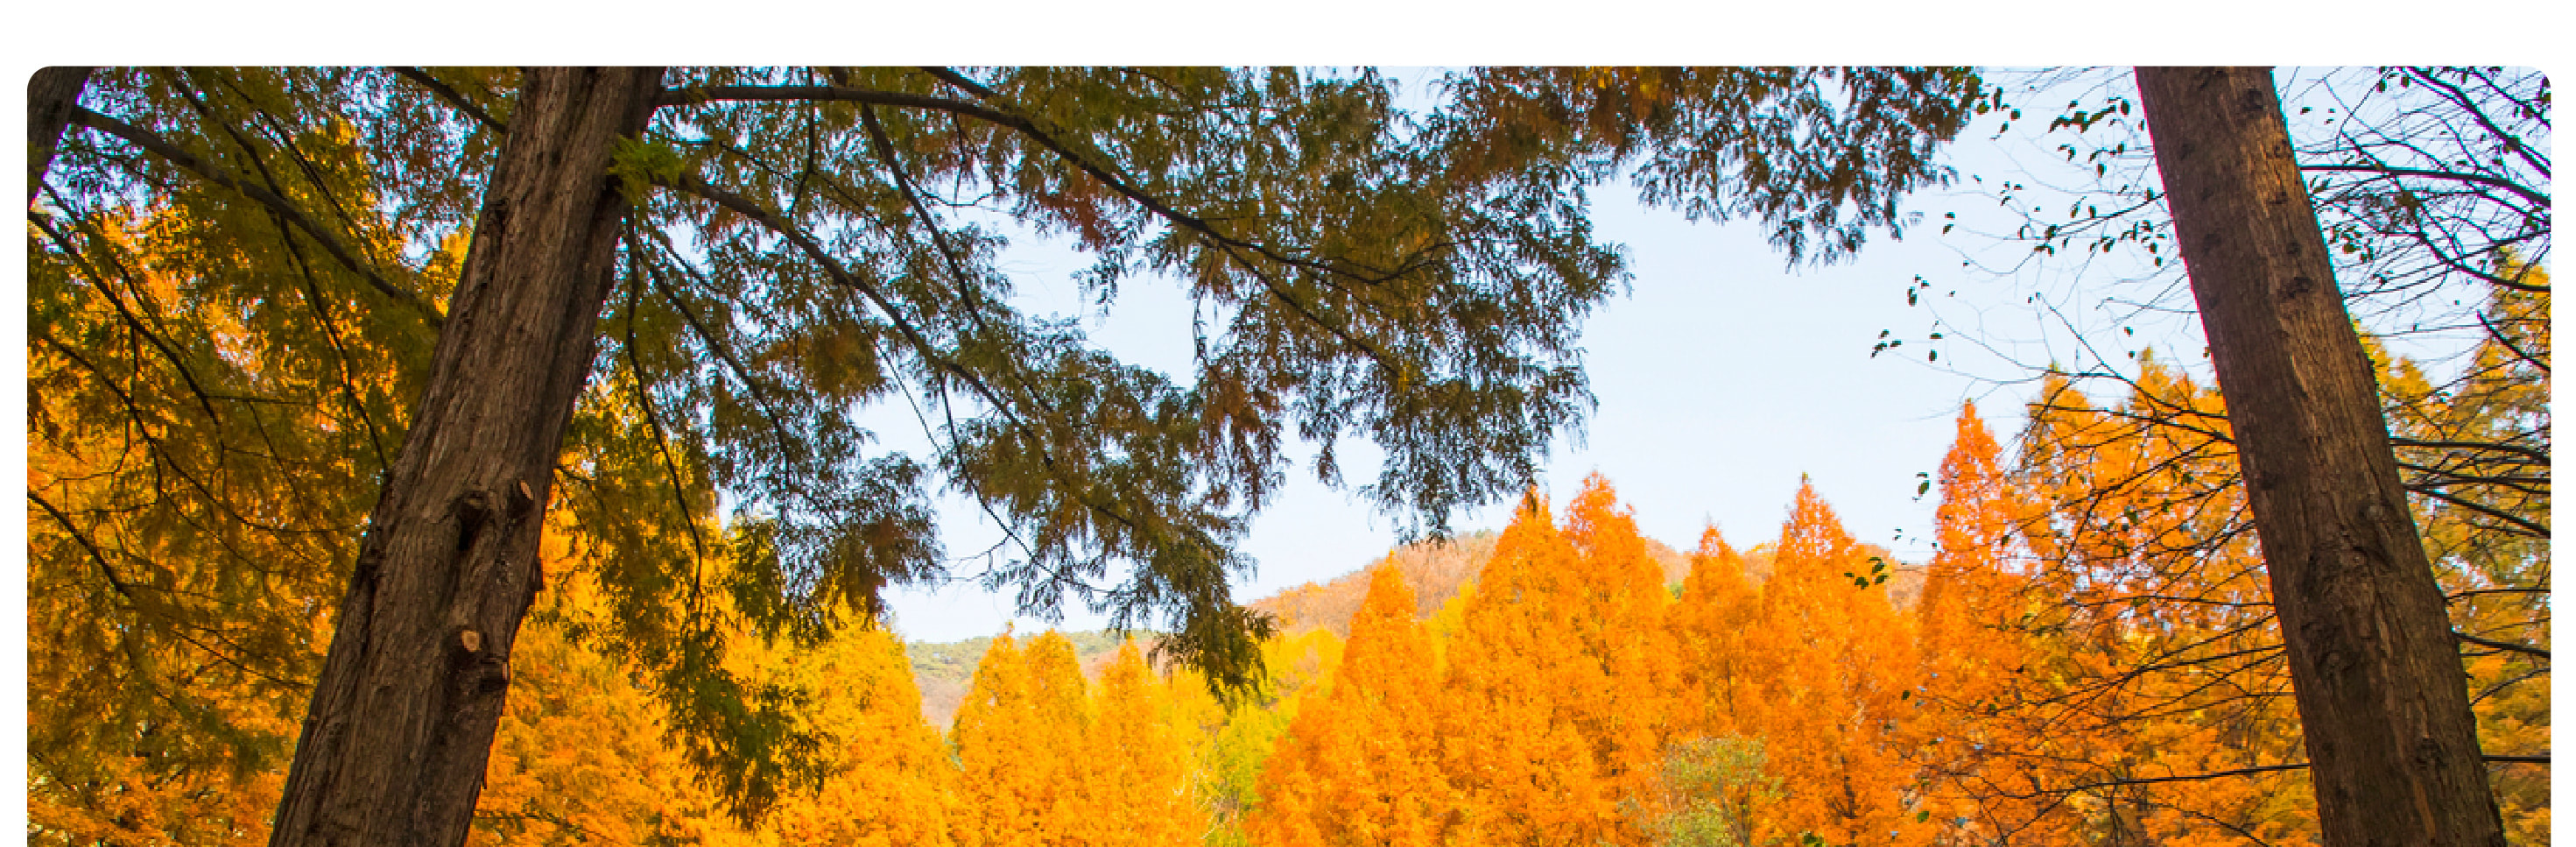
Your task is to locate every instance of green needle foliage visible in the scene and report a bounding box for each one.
[28,66,1980,823]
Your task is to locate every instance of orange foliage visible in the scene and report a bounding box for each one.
[1721,478,1931,847]
[762,625,963,847]
[1440,476,1674,847]
[472,526,754,846]
[1251,564,1457,847]
[1909,403,2039,838]
[954,632,1093,847]
[1981,369,2317,844]
[1087,642,1207,847]
[1669,526,1757,740]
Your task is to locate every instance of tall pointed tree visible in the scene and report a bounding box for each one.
[1251,564,1453,847]
[1913,403,2026,764]
[1736,479,1929,847]
[1087,641,1205,847]
[757,624,961,847]
[1440,493,1615,846]
[1440,476,1675,847]
[953,631,1096,847]
[1668,526,1758,741]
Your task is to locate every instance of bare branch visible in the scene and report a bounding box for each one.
[2454,630,2550,660]
[2299,162,2547,208]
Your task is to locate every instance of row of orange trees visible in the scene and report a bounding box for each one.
[1242,373,2540,847]
[33,347,2544,847]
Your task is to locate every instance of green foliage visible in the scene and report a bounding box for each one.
[31,66,1982,826]
[1193,690,1297,847]
[1631,736,1784,847]
[1843,557,1890,589]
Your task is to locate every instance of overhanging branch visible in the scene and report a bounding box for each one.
[657,79,1415,370]
[67,107,447,328]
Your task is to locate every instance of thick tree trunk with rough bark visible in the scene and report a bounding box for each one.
[267,67,664,847]
[27,66,94,201]
[2136,66,2507,847]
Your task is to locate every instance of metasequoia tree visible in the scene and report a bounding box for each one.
[30,67,1980,845]
[1667,526,1758,741]
[1085,641,1206,847]
[1995,369,2319,843]
[2135,66,2509,844]
[1438,476,1675,847]
[1907,403,2038,842]
[754,623,961,847]
[952,631,1094,847]
[1249,564,1453,847]
[1727,481,1929,847]
[29,69,454,847]
[1435,495,1612,845]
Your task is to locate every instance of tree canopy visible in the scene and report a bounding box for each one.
[27,66,1983,835]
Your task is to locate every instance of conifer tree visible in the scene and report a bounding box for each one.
[1908,403,2045,843]
[1735,480,1929,847]
[1251,564,1454,847]
[954,632,1091,847]
[760,624,961,847]
[1199,627,1344,847]
[1087,642,1205,847]
[1441,476,1674,847]
[1668,527,1757,742]
[1561,476,1686,794]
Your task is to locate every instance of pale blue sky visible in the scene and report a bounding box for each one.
[877,69,2227,642]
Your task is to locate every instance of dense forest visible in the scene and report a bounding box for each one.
[26,66,2545,847]
[36,374,2549,845]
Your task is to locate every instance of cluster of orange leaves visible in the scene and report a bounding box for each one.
[1249,470,1937,847]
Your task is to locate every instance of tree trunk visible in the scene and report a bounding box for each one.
[267,67,663,847]
[27,66,94,201]
[2136,66,2506,847]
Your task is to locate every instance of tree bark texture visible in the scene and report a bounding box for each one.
[267,67,664,847]
[2136,66,2507,847]
[27,66,94,201]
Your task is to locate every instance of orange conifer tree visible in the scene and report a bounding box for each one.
[762,625,962,847]
[1251,564,1455,847]
[1440,476,1673,847]
[954,631,1096,847]
[1734,479,1931,847]
[1908,402,2047,842]
[1669,526,1758,741]
[1087,641,1207,847]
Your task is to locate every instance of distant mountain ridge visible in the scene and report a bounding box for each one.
[1249,531,1695,639]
